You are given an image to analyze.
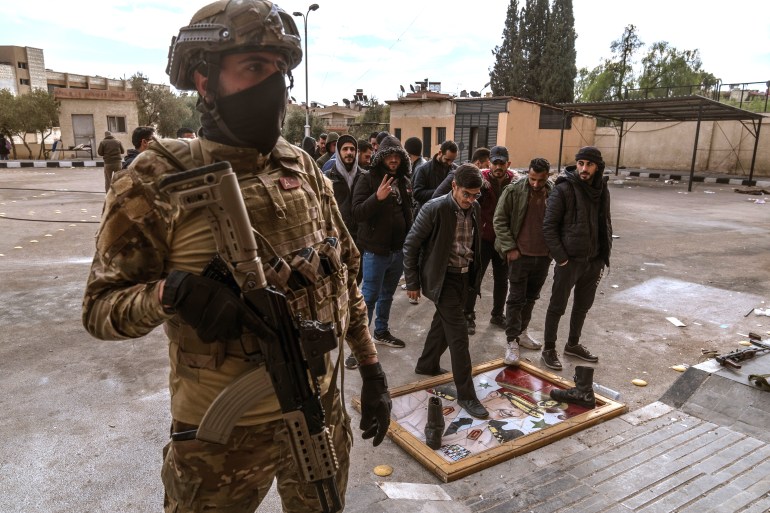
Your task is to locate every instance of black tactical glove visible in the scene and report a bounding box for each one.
[358,362,392,447]
[162,270,266,343]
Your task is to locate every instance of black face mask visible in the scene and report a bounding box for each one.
[200,71,287,153]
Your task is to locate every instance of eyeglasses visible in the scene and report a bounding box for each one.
[461,190,482,200]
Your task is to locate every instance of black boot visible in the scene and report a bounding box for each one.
[550,365,596,408]
[424,396,445,449]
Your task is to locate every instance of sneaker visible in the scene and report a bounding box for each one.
[564,343,599,362]
[518,330,543,350]
[490,314,506,328]
[373,330,406,348]
[457,398,489,419]
[541,349,563,370]
[504,339,520,366]
[344,353,359,369]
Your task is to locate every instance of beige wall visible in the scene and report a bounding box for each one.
[389,100,455,155]
[500,100,597,168]
[595,116,769,176]
[58,98,138,150]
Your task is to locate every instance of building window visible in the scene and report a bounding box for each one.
[18,62,28,69]
[19,78,30,85]
[394,128,402,140]
[437,127,446,144]
[539,107,572,130]
[107,116,127,133]
[422,127,432,158]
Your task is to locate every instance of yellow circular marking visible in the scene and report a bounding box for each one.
[373,465,393,477]
[631,379,648,387]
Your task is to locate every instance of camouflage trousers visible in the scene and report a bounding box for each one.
[162,393,352,513]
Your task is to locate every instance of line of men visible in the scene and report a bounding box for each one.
[322,132,613,420]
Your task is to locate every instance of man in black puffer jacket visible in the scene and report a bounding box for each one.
[541,146,612,371]
[352,135,413,350]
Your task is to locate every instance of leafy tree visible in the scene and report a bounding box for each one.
[20,90,60,158]
[638,42,717,97]
[129,72,195,137]
[540,0,576,102]
[575,64,618,102]
[348,102,390,140]
[282,108,325,145]
[177,93,202,133]
[490,0,521,97]
[609,24,643,99]
[0,89,19,158]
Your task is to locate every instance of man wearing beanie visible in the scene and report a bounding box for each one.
[540,146,612,370]
[352,135,414,350]
[317,131,339,169]
[404,136,426,177]
[97,130,125,192]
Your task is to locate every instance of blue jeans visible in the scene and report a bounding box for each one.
[361,250,404,334]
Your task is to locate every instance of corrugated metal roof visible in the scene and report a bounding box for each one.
[558,95,764,122]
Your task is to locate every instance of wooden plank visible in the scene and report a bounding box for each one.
[353,358,627,482]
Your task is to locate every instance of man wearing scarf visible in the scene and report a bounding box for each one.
[540,146,612,371]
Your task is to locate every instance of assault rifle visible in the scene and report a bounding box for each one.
[716,346,770,369]
[159,162,341,513]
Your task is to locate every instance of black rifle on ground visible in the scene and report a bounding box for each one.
[159,161,341,513]
[716,347,770,369]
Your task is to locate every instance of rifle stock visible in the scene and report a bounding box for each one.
[159,161,341,513]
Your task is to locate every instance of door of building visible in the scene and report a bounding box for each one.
[72,114,94,148]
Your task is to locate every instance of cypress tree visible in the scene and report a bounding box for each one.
[490,0,520,97]
[540,0,577,102]
[519,0,550,101]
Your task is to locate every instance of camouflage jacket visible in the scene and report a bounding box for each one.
[82,136,375,426]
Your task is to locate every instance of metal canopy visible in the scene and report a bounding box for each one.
[555,95,764,191]
[558,94,763,122]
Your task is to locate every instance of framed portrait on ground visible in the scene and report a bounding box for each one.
[355,358,627,482]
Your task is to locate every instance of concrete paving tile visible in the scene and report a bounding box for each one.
[620,401,674,426]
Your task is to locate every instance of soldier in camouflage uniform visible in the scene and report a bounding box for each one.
[81,1,392,511]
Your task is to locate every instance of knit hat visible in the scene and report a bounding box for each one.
[404,137,422,156]
[325,132,340,152]
[376,131,390,145]
[104,131,112,137]
[490,145,509,163]
[575,146,603,166]
[336,134,357,154]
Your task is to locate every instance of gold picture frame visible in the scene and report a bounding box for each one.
[355,358,627,482]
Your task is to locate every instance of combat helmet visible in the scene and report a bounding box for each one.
[166,0,302,91]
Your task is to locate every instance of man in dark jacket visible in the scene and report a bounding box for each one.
[412,140,458,212]
[404,164,488,419]
[122,126,155,169]
[541,147,612,370]
[352,135,413,350]
[325,134,361,238]
[97,131,125,192]
[316,131,339,169]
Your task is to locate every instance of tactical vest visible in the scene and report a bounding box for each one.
[150,137,349,380]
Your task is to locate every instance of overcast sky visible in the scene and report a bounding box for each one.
[4,0,769,106]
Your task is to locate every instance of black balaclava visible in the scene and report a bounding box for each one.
[199,71,288,154]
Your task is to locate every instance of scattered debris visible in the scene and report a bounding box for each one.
[631,379,648,387]
[664,179,679,184]
[739,340,752,347]
[611,285,619,289]
[753,308,770,316]
[377,482,451,501]
[666,317,686,327]
[671,365,688,372]
[733,188,770,195]
[643,262,665,267]
[611,235,620,239]
[704,190,715,194]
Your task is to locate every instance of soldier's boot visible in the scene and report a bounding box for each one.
[424,396,445,449]
[549,365,596,409]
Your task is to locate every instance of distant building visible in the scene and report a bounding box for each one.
[0,45,165,158]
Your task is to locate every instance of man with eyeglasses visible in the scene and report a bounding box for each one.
[412,140,458,214]
[403,164,489,419]
[493,157,553,366]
